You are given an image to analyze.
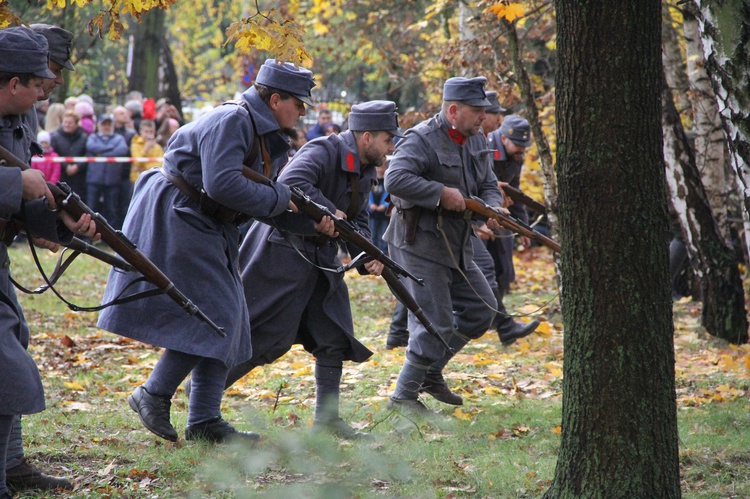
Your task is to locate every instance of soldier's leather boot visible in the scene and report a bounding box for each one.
[496,318,539,346]
[128,385,178,441]
[184,417,260,444]
[420,371,463,405]
[6,458,72,492]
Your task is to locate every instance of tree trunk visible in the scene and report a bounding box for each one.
[129,8,166,98]
[546,1,680,496]
[662,72,748,344]
[683,4,732,243]
[693,0,750,264]
[501,19,559,239]
[161,40,183,118]
[662,3,691,116]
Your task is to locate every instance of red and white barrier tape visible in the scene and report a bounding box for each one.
[31,156,164,163]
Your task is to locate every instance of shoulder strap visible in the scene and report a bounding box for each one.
[222,99,271,177]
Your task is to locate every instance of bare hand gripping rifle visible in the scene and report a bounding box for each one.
[242,166,453,352]
[463,196,561,253]
[0,144,226,338]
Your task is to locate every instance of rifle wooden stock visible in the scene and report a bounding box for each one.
[0,144,226,337]
[242,166,453,352]
[463,196,561,253]
[502,184,547,215]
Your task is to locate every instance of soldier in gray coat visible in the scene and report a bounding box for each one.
[485,114,540,340]
[214,101,401,439]
[383,77,506,412]
[0,26,97,498]
[98,59,314,444]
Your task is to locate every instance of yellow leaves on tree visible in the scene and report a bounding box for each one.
[226,10,311,67]
[486,2,525,22]
[0,1,20,29]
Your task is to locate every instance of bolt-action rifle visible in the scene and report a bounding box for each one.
[501,184,547,215]
[0,144,226,338]
[463,196,561,253]
[242,166,453,353]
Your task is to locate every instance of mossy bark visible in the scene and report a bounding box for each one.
[546,1,681,497]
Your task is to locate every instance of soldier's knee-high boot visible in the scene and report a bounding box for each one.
[312,360,368,439]
[387,359,432,413]
[493,289,540,346]
[420,332,471,406]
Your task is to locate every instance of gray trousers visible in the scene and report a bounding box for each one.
[390,236,499,339]
[388,244,496,365]
[6,416,23,470]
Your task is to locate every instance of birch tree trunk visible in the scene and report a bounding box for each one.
[545,0,680,496]
[662,3,691,115]
[683,4,731,243]
[693,0,750,263]
[662,72,748,344]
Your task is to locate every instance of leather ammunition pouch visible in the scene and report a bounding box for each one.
[400,207,421,245]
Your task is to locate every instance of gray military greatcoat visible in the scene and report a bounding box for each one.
[383,112,503,363]
[0,168,72,415]
[233,131,375,372]
[486,128,529,292]
[97,87,291,367]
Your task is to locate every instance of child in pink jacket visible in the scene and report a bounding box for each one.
[33,131,61,184]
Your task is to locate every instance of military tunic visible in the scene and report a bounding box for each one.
[486,129,529,292]
[383,112,502,363]
[0,120,73,415]
[228,131,374,381]
[97,87,291,367]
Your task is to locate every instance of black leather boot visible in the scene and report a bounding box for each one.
[128,385,178,441]
[184,417,260,443]
[420,371,463,405]
[6,458,72,492]
[496,318,539,346]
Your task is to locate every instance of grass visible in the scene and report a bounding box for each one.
[6,243,750,497]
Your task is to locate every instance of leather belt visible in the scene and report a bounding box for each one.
[160,169,246,225]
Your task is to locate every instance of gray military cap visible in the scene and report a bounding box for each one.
[30,24,75,71]
[485,91,506,114]
[500,115,532,148]
[255,59,316,106]
[0,27,56,78]
[443,76,490,107]
[347,100,405,138]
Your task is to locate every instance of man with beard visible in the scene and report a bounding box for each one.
[98,59,314,443]
[193,101,401,439]
[485,115,540,340]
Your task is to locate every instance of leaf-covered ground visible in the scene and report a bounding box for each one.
[8,244,750,497]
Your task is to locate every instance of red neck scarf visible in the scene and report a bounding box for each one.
[447,127,467,145]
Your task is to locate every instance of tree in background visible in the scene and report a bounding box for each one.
[661,2,748,344]
[692,0,750,265]
[546,0,680,495]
